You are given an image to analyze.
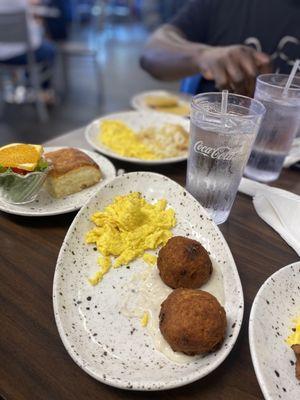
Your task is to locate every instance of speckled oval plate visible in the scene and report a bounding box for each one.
[53,172,243,390]
[84,111,190,165]
[0,147,116,217]
[249,262,300,400]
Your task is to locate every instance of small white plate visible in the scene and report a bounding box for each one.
[53,171,244,390]
[131,90,191,115]
[85,111,190,165]
[0,147,116,217]
[249,262,300,400]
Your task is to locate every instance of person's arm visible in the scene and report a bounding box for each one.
[140,24,206,81]
[141,24,271,96]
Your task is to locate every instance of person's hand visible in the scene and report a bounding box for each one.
[195,45,272,96]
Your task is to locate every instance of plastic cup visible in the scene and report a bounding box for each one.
[186,92,265,225]
[244,74,300,182]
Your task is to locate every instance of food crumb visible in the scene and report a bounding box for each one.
[88,271,103,286]
[286,316,300,346]
[140,312,149,327]
[88,256,111,285]
[142,253,157,266]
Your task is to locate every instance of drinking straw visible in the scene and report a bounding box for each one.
[221,90,228,128]
[283,59,300,96]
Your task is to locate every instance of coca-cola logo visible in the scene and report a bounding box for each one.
[193,141,237,161]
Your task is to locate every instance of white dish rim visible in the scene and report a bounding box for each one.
[248,261,300,400]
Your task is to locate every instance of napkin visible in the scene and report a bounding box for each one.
[284,137,300,168]
[239,178,300,256]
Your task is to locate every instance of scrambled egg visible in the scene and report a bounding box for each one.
[86,192,176,285]
[99,120,189,160]
[140,312,149,327]
[88,256,111,286]
[286,316,300,346]
[142,253,157,266]
[99,120,158,160]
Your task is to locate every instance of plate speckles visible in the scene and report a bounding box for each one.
[53,172,243,390]
[0,147,116,217]
[249,262,300,400]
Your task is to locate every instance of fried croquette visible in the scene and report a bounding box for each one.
[159,288,227,355]
[157,236,212,289]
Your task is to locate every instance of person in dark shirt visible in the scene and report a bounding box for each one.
[43,0,73,41]
[140,0,300,96]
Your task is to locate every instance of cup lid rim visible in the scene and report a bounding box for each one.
[257,73,300,91]
[191,92,266,119]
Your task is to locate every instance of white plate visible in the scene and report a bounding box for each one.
[53,171,244,390]
[0,147,116,217]
[85,111,190,165]
[249,262,300,400]
[131,90,191,115]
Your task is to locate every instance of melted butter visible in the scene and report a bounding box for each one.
[121,260,225,364]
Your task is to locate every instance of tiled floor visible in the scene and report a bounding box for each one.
[0,21,178,146]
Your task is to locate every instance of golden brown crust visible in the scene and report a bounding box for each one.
[45,148,100,178]
[292,344,300,380]
[157,236,212,289]
[159,289,227,355]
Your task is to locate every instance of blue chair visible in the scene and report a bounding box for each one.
[180,74,202,95]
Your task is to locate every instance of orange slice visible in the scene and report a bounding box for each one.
[0,143,43,171]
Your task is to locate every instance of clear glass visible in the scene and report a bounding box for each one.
[0,168,50,204]
[186,92,265,225]
[244,74,300,182]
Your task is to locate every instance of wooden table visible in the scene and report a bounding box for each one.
[1,127,299,400]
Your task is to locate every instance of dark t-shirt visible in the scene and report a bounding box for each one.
[170,0,300,93]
